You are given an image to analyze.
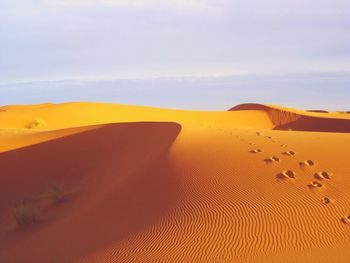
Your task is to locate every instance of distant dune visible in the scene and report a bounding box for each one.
[0,102,349,262]
[230,103,350,132]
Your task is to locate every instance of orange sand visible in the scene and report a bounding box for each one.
[0,102,349,262]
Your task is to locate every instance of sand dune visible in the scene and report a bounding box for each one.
[0,122,181,262]
[0,102,349,262]
[230,103,350,132]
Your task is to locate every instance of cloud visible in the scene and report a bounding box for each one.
[27,0,219,13]
[0,0,217,20]
[1,0,350,83]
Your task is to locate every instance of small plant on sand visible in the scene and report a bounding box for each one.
[27,119,46,129]
[13,199,38,227]
[48,184,67,203]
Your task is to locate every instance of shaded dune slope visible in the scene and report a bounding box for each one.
[0,122,181,263]
[230,103,350,132]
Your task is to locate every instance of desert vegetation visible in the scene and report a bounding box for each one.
[13,199,38,227]
[48,184,67,203]
[27,119,46,129]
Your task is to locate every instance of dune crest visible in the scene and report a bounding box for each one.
[230,103,350,132]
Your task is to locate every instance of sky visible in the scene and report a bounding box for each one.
[0,0,349,108]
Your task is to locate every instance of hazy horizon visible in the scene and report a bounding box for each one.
[1,71,349,111]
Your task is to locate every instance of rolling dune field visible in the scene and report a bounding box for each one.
[0,102,349,262]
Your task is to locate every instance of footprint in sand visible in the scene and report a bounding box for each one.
[341,215,350,224]
[280,144,287,148]
[256,132,261,136]
[249,149,263,154]
[265,136,272,139]
[249,142,257,146]
[314,171,332,180]
[264,156,280,164]
[299,160,316,168]
[276,170,296,180]
[321,197,332,205]
[282,151,296,157]
[308,181,323,189]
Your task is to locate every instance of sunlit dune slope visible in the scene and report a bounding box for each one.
[0,102,349,263]
[0,102,273,129]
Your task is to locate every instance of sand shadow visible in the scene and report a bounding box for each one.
[0,122,181,262]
